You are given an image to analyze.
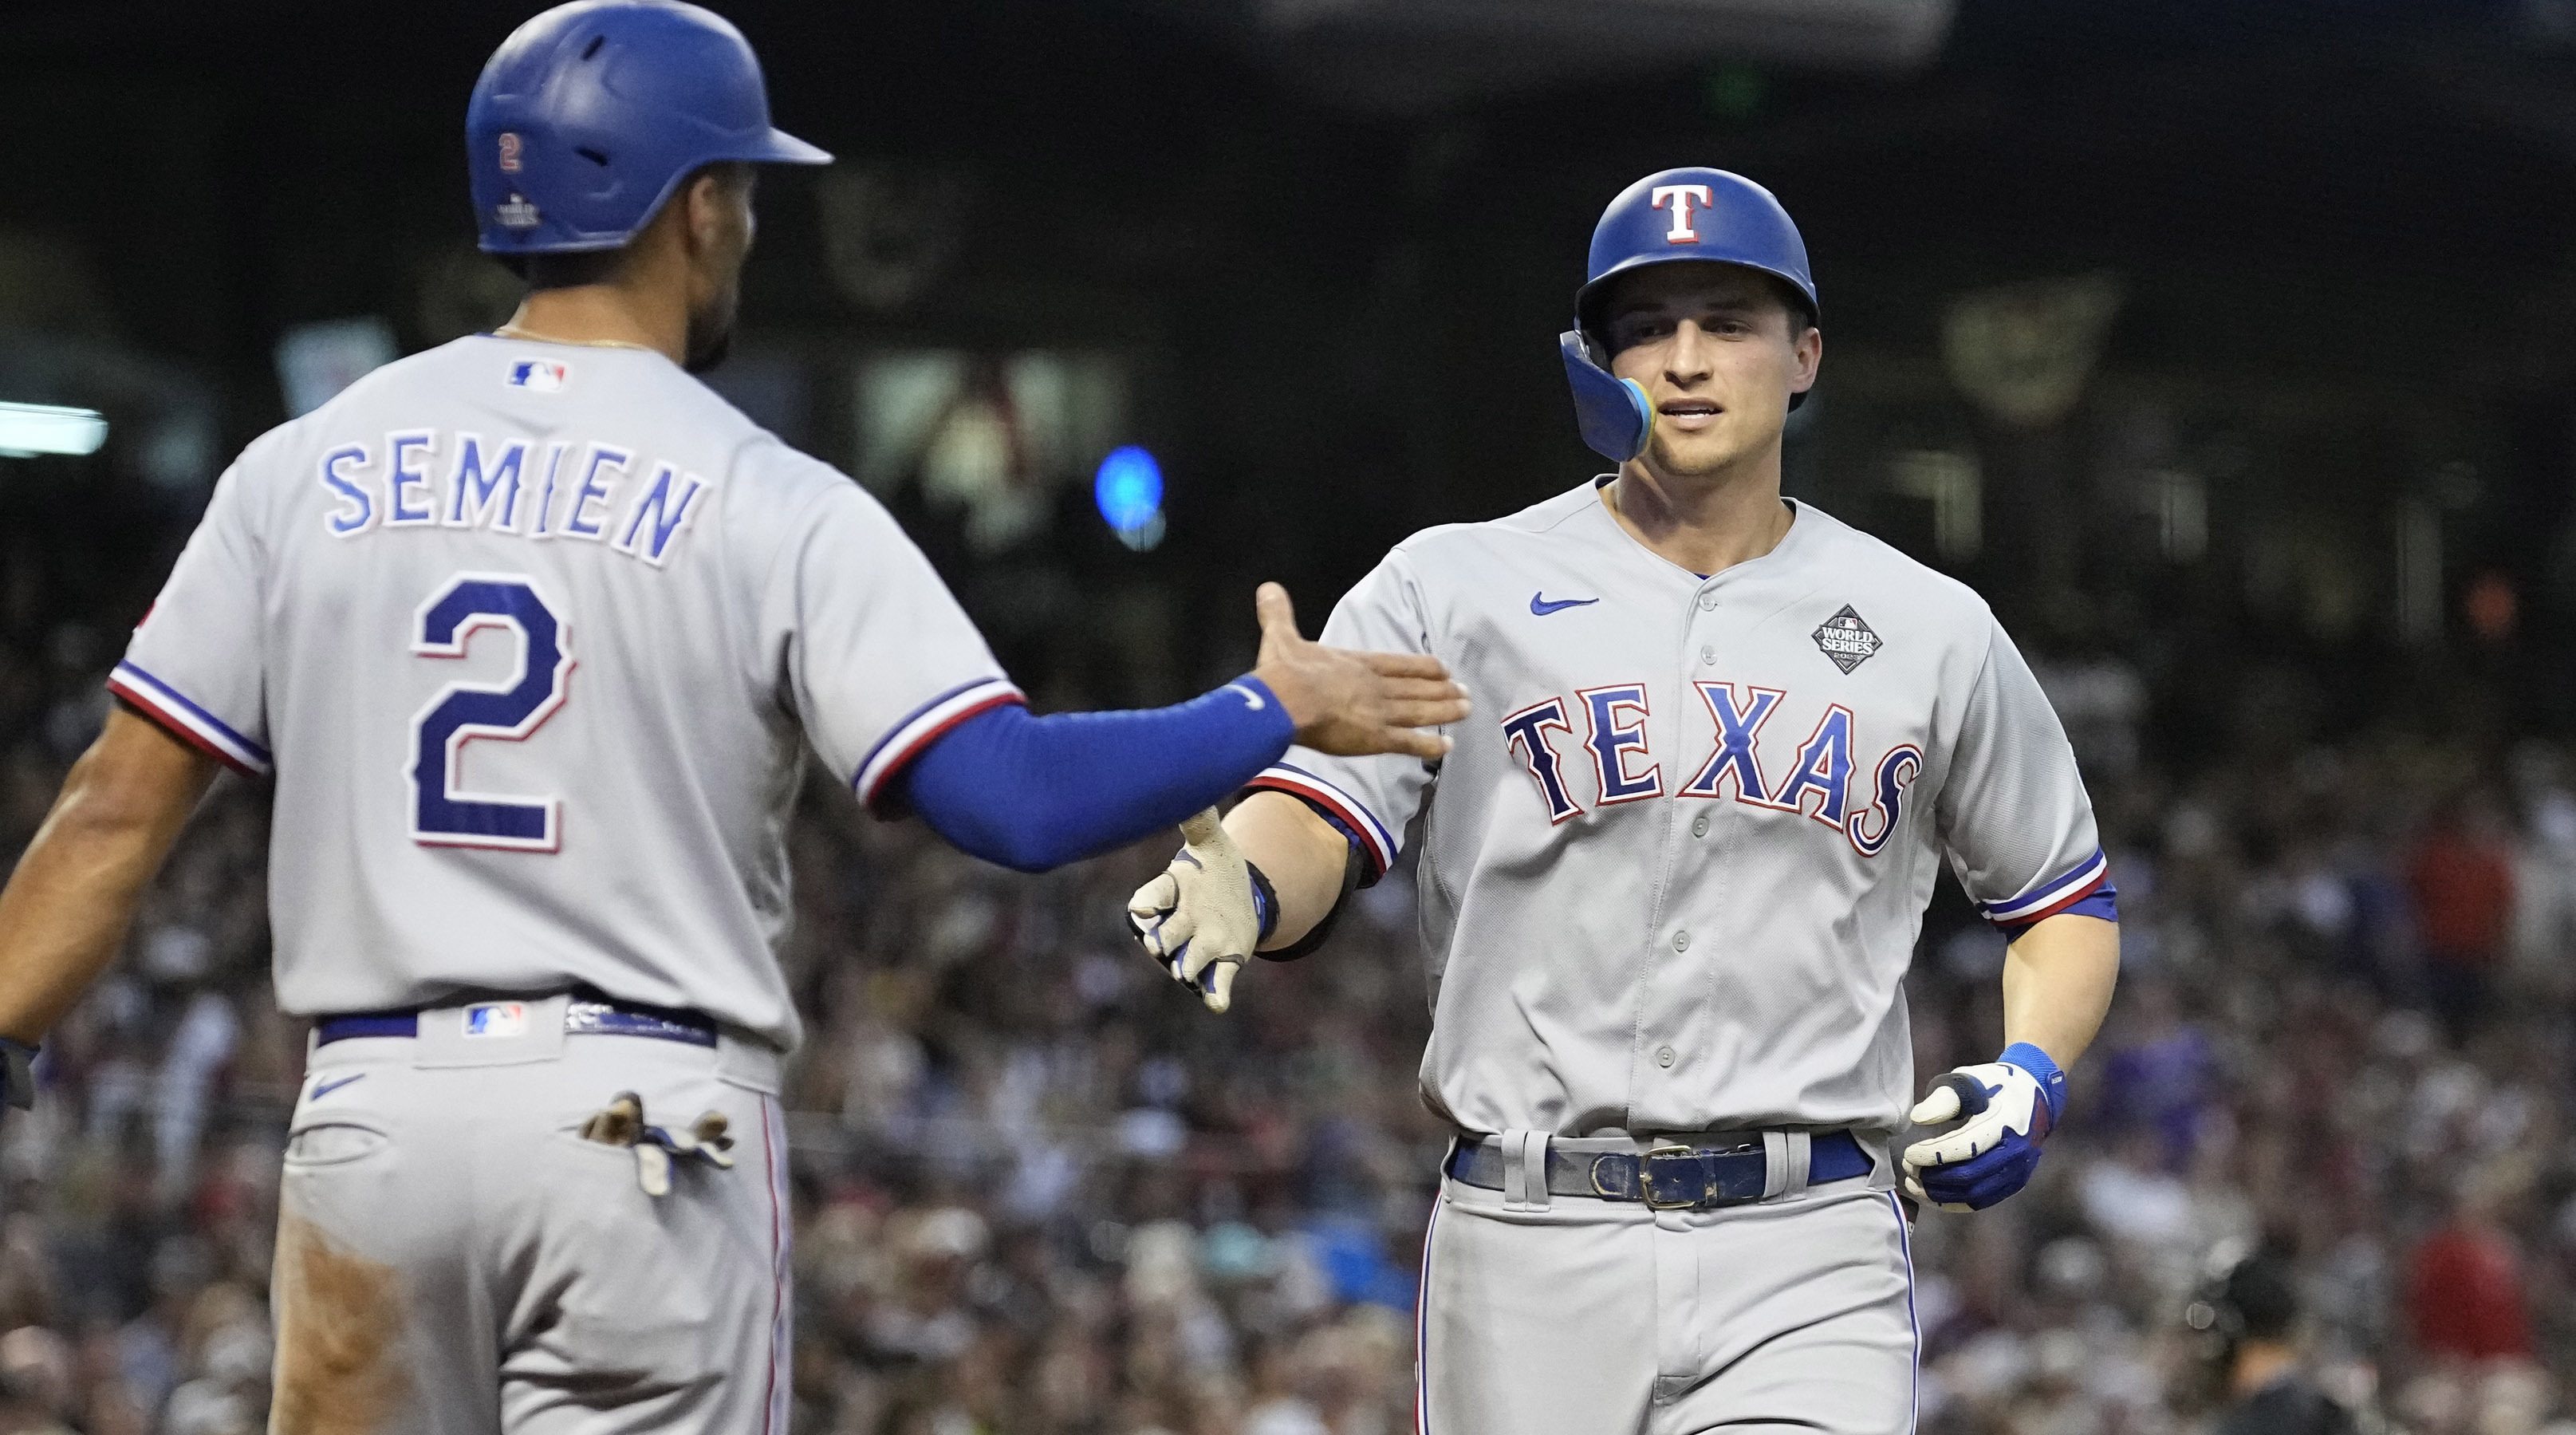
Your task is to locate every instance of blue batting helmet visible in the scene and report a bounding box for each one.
[1559,168,1818,463]
[467,0,832,256]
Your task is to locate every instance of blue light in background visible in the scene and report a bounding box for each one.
[1094,445,1165,550]
[1094,445,1162,529]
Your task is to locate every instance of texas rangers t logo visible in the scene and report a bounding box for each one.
[1651,184,1715,243]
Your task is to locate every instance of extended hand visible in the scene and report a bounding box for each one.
[1250,583,1469,760]
[1900,1044,2066,1212]
[1127,809,1262,1013]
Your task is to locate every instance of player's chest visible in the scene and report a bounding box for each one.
[1458,583,1939,842]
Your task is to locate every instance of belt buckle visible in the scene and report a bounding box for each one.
[1637,1144,1704,1208]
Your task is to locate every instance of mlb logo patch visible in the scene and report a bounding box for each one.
[506,359,569,392]
[463,1002,528,1039]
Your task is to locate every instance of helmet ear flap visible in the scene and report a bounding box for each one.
[1559,331,1652,464]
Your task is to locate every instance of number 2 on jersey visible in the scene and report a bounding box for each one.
[408,574,574,851]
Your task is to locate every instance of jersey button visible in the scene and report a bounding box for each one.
[1699,645,1717,665]
[1697,592,1719,611]
[1691,814,1710,838]
[1672,930,1691,952]
[1656,1047,1677,1069]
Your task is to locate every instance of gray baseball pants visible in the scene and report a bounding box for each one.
[1420,1135,1918,1435]
[268,995,791,1435]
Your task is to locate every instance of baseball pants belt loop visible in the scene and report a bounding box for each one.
[1446,1129,1871,1208]
[1499,1129,1551,1210]
[1760,1129,1812,1202]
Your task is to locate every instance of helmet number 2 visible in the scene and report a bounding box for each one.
[408,574,573,852]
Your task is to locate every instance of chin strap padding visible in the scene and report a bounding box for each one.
[1559,330,1652,463]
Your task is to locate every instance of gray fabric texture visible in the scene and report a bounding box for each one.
[119,337,1013,1049]
[1252,487,2102,1139]
[1421,1175,1918,1435]
[272,1002,791,1434]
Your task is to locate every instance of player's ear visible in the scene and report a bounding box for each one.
[683,167,754,262]
[683,173,727,257]
[1790,323,1822,395]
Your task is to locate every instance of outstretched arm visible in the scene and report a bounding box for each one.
[892,582,1467,873]
[0,708,220,1044]
[1125,794,1353,1011]
[1125,570,1451,1011]
[1222,791,1352,952]
[896,686,1288,873]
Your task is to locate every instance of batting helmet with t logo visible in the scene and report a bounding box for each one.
[1559,168,1818,463]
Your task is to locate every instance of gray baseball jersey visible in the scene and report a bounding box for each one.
[114,336,1019,1050]
[1249,482,2104,1140]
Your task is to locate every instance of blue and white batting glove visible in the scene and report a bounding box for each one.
[1901,1043,2066,1212]
[1127,809,1270,1014]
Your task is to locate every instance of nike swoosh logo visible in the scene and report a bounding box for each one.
[1223,682,1266,712]
[309,1074,366,1102]
[1530,593,1600,616]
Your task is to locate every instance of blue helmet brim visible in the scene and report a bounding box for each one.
[744,128,833,166]
[479,127,836,253]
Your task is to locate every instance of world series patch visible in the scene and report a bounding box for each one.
[1812,605,1882,673]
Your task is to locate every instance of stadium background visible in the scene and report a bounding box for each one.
[4,0,2576,1429]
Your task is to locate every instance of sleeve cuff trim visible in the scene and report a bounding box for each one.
[108,662,270,776]
[852,676,1026,807]
[1980,850,2109,924]
[1248,763,1396,877]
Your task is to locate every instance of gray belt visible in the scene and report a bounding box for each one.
[1446,1129,1872,1209]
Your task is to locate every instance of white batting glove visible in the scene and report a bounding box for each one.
[1900,1043,2067,1212]
[1127,809,1266,1013]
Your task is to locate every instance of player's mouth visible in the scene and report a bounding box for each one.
[1656,397,1723,432]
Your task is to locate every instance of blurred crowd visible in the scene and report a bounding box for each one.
[1,620,2574,1435]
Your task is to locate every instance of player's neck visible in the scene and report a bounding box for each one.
[1603,452,1793,577]
[500,284,687,366]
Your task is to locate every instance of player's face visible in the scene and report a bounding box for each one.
[1601,264,1820,479]
[683,172,758,373]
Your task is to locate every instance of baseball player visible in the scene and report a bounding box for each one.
[0,4,1466,1430]
[1129,168,2121,1433]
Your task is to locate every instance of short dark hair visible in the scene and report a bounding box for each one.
[1740,273,1815,337]
[511,246,624,292]
[500,162,754,291]
[1782,286,1818,335]
[2222,1251,2301,1342]
[1583,264,1815,354]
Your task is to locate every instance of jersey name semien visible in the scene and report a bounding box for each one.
[113,337,1021,1049]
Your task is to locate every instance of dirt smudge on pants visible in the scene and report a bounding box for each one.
[272,1210,410,1435]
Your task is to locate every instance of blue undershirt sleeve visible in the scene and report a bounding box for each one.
[888,676,1295,873]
